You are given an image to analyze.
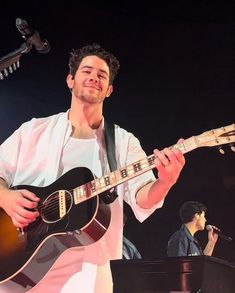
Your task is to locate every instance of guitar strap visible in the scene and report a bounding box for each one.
[100,119,118,204]
[104,119,117,171]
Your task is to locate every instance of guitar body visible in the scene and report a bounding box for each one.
[0,167,111,289]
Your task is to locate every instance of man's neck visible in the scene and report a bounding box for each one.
[185,222,197,237]
[68,104,103,139]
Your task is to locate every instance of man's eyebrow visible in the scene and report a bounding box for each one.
[81,65,92,70]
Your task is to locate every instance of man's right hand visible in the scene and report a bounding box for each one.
[0,188,40,228]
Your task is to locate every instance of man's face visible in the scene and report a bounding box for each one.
[67,55,113,104]
[196,211,207,231]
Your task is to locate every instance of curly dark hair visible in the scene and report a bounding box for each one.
[179,201,207,223]
[68,43,120,85]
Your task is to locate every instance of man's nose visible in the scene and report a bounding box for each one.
[89,72,98,81]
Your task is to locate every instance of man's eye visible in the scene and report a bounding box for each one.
[99,75,106,79]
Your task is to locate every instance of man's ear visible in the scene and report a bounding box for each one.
[195,213,200,219]
[106,84,113,98]
[66,74,74,90]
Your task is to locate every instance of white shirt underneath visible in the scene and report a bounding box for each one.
[59,136,106,178]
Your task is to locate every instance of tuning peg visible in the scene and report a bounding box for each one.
[219,147,225,154]
[8,65,13,74]
[231,145,235,152]
[3,68,9,77]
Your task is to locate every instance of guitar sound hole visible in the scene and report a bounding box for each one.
[41,190,73,223]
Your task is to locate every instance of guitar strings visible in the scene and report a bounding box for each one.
[36,184,93,219]
[37,192,74,217]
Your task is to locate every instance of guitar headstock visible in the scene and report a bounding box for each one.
[0,58,20,80]
[195,123,235,153]
[0,43,31,81]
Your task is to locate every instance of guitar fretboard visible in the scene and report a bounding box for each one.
[72,136,199,205]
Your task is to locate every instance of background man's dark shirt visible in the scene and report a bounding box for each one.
[167,224,203,257]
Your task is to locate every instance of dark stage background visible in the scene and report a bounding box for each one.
[0,2,235,262]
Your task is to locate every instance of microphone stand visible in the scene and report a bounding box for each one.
[0,42,32,80]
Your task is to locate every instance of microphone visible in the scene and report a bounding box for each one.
[206,224,233,242]
[15,18,50,54]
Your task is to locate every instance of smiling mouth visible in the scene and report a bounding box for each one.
[84,85,100,91]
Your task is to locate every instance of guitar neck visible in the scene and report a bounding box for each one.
[72,122,235,205]
[72,136,199,205]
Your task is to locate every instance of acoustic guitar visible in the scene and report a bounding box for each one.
[0,123,234,290]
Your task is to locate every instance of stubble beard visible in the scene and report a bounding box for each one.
[74,88,101,105]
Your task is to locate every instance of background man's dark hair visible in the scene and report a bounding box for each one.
[179,201,207,223]
[68,43,120,85]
